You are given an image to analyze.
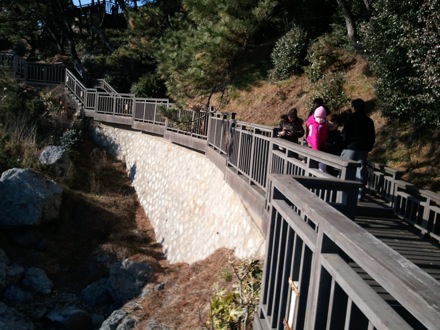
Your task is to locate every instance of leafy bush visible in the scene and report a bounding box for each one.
[311,72,349,113]
[361,0,440,127]
[130,73,166,98]
[269,25,308,81]
[208,258,262,330]
[0,71,45,169]
[60,128,82,156]
[305,34,341,83]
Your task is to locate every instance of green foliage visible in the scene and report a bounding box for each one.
[305,34,341,83]
[208,258,262,330]
[269,25,307,81]
[0,71,45,138]
[60,129,82,156]
[82,46,154,94]
[155,0,277,106]
[362,0,440,127]
[311,72,349,113]
[0,71,45,169]
[130,73,166,98]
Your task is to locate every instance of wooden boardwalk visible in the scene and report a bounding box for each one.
[356,195,440,283]
[351,195,440,328]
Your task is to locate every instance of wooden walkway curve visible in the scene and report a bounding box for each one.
[356,195,440,283]
[353,195,440,328]
[2,51,439,329]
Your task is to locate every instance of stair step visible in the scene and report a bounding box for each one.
[356,195,395,218]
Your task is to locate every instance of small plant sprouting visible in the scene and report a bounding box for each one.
[208,258,262,330]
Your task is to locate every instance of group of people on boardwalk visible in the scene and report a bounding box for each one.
[277,97,376,200]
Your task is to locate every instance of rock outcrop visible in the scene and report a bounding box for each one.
[0,167,154,329]
[38,145,71,177]
[0,168,63,226]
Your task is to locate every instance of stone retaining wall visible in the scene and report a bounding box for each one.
[90,123,266,263]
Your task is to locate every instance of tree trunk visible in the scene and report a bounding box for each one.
[336,0,362,53]
[362,0,372,17]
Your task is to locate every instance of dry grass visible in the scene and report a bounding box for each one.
[213,53,439,192]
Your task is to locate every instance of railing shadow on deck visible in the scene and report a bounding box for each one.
[3,52,440,329]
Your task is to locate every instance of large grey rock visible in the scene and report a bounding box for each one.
[38,146,71,176]
[45,305,93,330]
[22,267,52,294]
[1,285,32,304]
[0,262,24,291]
[0,168,63,226]
[80,278,112,307]
[0,302,34,330]
[0,249,9,264]
[99,309,127,330]
[107,259,152,305]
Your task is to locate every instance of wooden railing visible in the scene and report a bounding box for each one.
[3,52,440,329]
[257,174,439,330]
[367,162,440,241]
[1,51,65,85]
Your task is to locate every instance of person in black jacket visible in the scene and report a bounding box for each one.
[277,108,305,144]
[341,98,376,200]
[324,113,343,156]
[323,113,344,176]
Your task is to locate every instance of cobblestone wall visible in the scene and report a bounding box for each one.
[90,123,265,263]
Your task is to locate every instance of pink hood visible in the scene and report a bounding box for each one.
[306,115,328,150]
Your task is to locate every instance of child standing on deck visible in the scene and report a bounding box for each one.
[306,106,328,172]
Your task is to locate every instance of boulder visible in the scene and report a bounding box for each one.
[80,278,112,307]
[0,302,34,330]
[22,267,52,294]
[45,306,93,330]
[99,309,127,330]
[107,259,153,305]
[0,168,63,226]
[1,285,32,304]
[38,146,71,176]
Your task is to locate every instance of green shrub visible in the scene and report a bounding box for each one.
[305,34,341,83]
[311,72,349,113]
[60,128,82,156]
[130,73,166,98]
[269,26,308,81]
[208,258,262,330]
[361,0,440,127]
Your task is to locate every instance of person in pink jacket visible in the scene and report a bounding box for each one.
[306,106,328,151]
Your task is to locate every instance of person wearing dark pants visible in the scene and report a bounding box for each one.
[341,98,376,201]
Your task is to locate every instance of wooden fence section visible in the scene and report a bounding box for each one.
[257,174,440,330]
[367,162,440,242]
[2,52,440,329]
[1,51,65,86]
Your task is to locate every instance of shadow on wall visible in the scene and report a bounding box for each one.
[129,163,136,182]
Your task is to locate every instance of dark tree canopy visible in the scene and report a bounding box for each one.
[0,0,438,126]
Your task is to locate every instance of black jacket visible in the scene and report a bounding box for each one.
[278,117,305,143]
[324,129,344,155]
[342,112,375,151]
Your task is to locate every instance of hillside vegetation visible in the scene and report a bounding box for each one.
[0,0,439,191]
[213,54,440,192]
